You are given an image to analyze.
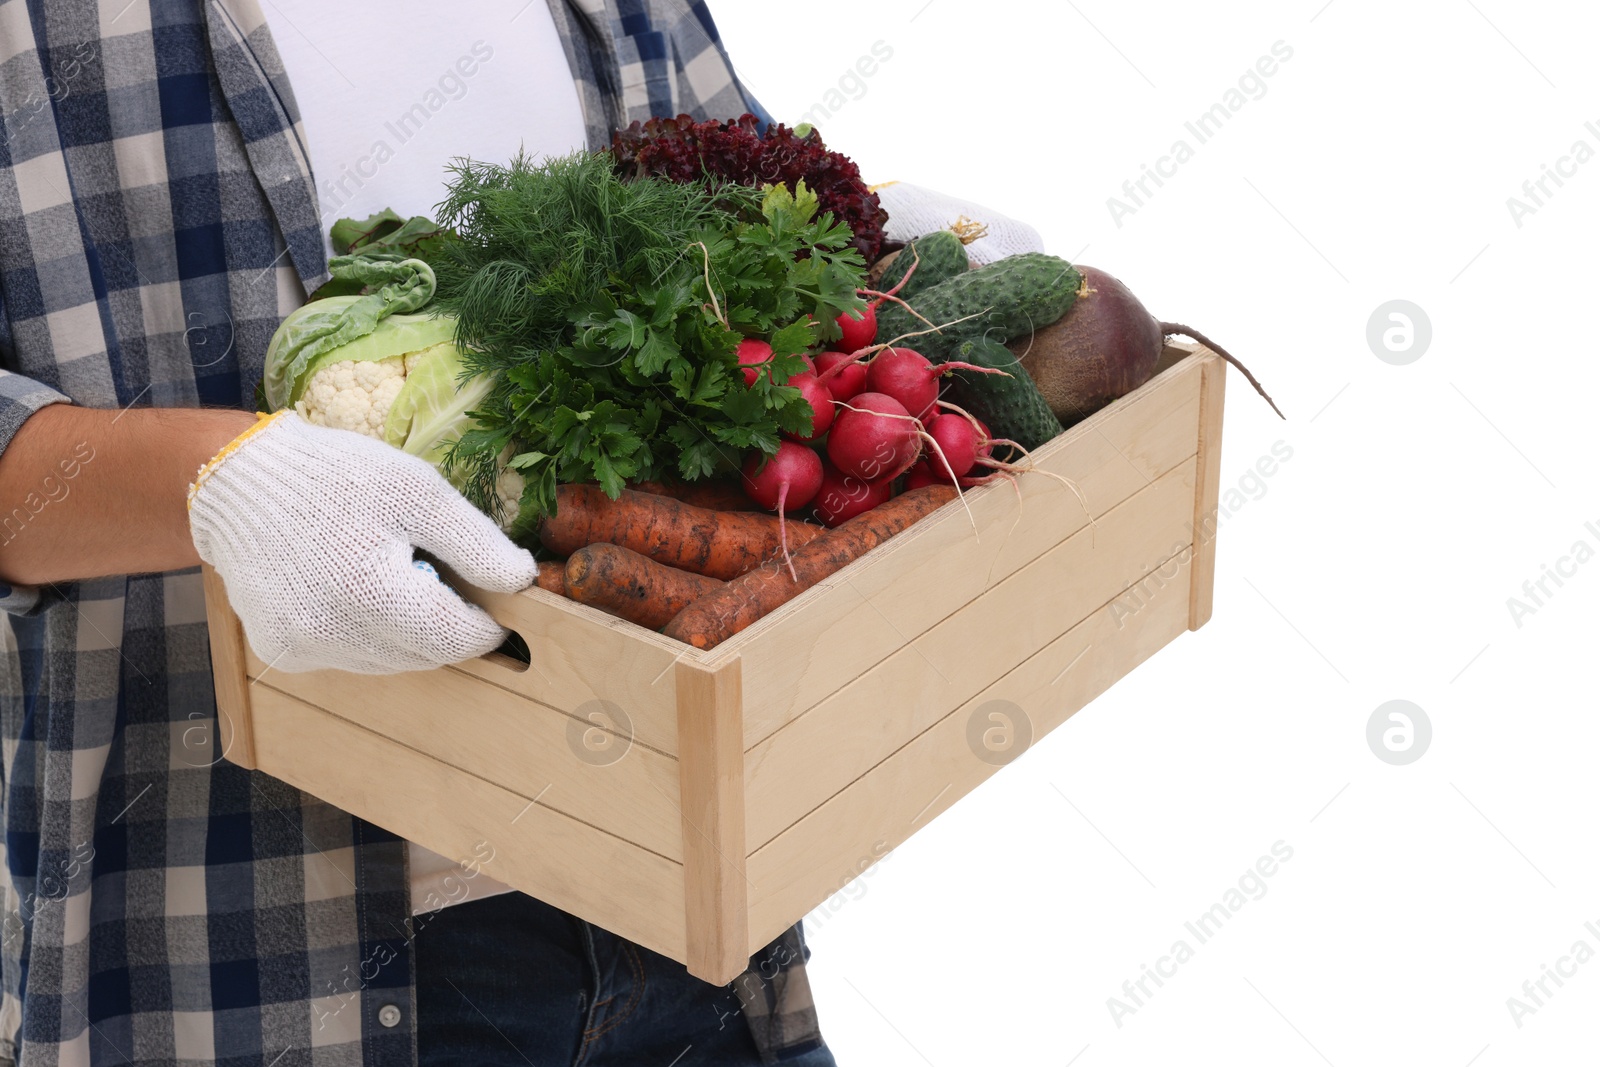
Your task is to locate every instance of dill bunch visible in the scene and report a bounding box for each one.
[433,149,867,523]
[433,150,745,375]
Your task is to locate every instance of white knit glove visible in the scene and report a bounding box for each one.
[189,412,537,674]
[873,180,1047,266]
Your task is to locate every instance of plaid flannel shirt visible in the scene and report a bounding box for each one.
[0,1,821,1064]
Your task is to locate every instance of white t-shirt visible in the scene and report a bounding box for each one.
[259,0,588,914]
[260,0,589,255]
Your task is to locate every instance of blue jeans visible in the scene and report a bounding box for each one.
[415,892,837,1066]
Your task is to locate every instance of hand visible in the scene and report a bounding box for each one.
[872,181,1047,266]
[188,412,537,674]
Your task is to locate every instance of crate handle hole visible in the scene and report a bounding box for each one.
[482,629,532,673]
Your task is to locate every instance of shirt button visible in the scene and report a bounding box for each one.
[377,1004,402,1028]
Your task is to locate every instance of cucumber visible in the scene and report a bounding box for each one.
[878,253,1082,360]
[876,230,969,298]
[944,337,1063,453]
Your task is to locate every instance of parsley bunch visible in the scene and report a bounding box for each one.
[434,150,868,522]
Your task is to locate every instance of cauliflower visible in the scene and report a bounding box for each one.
[288,343,532,534]
[294,356,408,437]
[493,462,529,531]
[294,348,531,534]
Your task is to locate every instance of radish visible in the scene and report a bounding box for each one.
[742,442,823,512]
[903,461,940,491]
[738,338,815,388]
[817,250,991,405]
[836,305,876,352]
[826,392,923,483]
[783,372,836,442]
[814,350,869,403]
[924,412,980,481]
[737,338,773,387]
[832,245,934,356]
[863,346,1005,430]
[812,461,894,527]
[742,442,824,578]
[825,397,981,534]
[928,399,998,460]
[932,398,1095,525]
[864,347,940,424]
[974,418,994,460]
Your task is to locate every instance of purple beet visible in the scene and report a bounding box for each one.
[1009,265,1282,424]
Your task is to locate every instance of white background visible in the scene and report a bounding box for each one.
[715,2,1600,1065]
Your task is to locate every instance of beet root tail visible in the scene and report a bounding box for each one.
[1158,322,1285,420]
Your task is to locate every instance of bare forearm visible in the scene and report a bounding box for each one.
[0,404,257,585]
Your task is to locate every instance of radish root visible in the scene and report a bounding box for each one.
[912,427,977,538]
[851,247,930,326]
[775,482,798,582]
[934,398,1095,531]
[833,401,978,536]
[878,246,920,303]
[870,244,921,307]
[932,361,1008,377]
[860,288,936,330]
[814,309,991,385]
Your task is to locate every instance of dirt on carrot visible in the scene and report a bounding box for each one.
[628,477,753,512]
[662,485,957,649]
[564,543,725,630]
[535,561,568,597]
[537,485,826,581]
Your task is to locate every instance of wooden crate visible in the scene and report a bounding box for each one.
[202,343,1225,985]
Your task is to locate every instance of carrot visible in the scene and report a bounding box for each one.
[535,561,568,597]
[663,485,957,649]
[565,544,725,630]
[537,485,826,581]
[628,477,752,512]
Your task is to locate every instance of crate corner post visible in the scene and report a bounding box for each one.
[1188,352,1226,632]
[199,564,259,770]
[674,654,749,985]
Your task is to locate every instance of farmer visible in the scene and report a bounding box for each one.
[0,3,1049,1061]
[0,3,834,1064]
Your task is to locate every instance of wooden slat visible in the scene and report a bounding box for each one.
[675,658,749,984]
[248,685,688,961]
[1189,352,1226,630]
[252,663,684,860]
[744,458,1198,849]
[244,583,689,757]
[445,582,694,755]
[745,563,1193,948]
[724,352,1206,749]
[1153,340,1198,376]
[200,564,258,770]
